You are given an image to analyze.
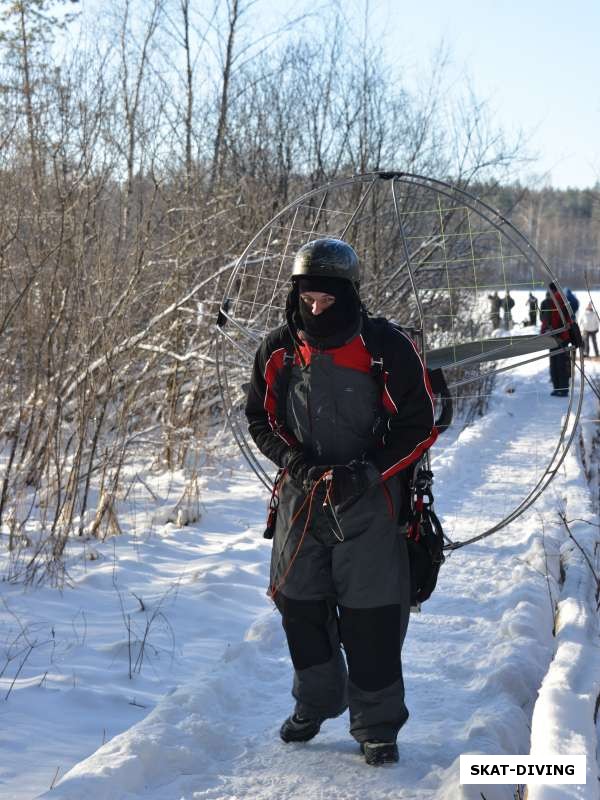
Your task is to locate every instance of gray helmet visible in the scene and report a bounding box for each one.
[292,238,360,285]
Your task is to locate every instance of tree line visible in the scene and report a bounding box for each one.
[486,184,600,286]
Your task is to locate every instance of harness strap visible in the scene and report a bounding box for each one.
[361,314,386,381]
[274,342,296,426]
[361,315,392,439]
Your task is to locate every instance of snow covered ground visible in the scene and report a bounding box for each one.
[1,309,599,799]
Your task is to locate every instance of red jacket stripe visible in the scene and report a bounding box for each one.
[382,371,398,414]
[380,330,438,480]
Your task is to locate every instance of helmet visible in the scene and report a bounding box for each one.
[292,238,360,285]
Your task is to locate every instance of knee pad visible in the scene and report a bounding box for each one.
[280,595,335,671]
[339,604,403,691]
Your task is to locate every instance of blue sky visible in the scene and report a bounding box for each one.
[262,0,600,189]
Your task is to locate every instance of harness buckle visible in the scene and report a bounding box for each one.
[412,468,434,513]
[370,357,384,382]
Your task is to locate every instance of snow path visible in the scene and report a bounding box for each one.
[29,360,594,800]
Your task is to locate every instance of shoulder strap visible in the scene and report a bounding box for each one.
[361,315,420,378]
[363,315,453,434]
[361,315,391,390]
[273,330,296,425]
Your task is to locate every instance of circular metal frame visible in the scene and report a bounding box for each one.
[215,171,585,549]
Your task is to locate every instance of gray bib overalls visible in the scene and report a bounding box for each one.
[271,345,411,743]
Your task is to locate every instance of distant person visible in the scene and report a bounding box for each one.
[541,283,572,396]
[502,291,515,330]
[539,291,553,328]
[487,291,501,329]
[527,293,539,326]
[565,287,579,316]
[580,302,600,357]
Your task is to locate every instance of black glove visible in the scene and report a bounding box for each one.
[329,459,380,511]
[285,451,329,493]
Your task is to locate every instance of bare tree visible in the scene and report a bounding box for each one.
[0,0,531,583]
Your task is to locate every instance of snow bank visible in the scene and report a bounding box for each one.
[0,465,273,800]
[37,612,288,800]
[527,389,600,800]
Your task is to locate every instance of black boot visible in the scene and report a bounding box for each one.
[279,713,323,743]
[360,740,399,766]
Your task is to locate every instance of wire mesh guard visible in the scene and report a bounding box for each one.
[215,172,584,548]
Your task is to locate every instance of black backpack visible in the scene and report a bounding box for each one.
[404,466,445,606]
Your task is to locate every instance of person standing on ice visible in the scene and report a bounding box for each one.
[527,292,539,326]
[487,291,501,329]
[541,282,572,396]
[245,239,437,766]
[580,302,600,357]
[501,290,515,329]
[565,287,579,316]
[539,290,553,327]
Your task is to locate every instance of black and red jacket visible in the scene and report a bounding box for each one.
[245,317,438,481]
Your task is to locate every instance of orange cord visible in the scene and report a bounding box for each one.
[269,474,329,600]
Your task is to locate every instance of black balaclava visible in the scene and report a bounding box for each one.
[294,275,361,348]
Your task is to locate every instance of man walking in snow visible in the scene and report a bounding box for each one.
[245,239,437,766]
